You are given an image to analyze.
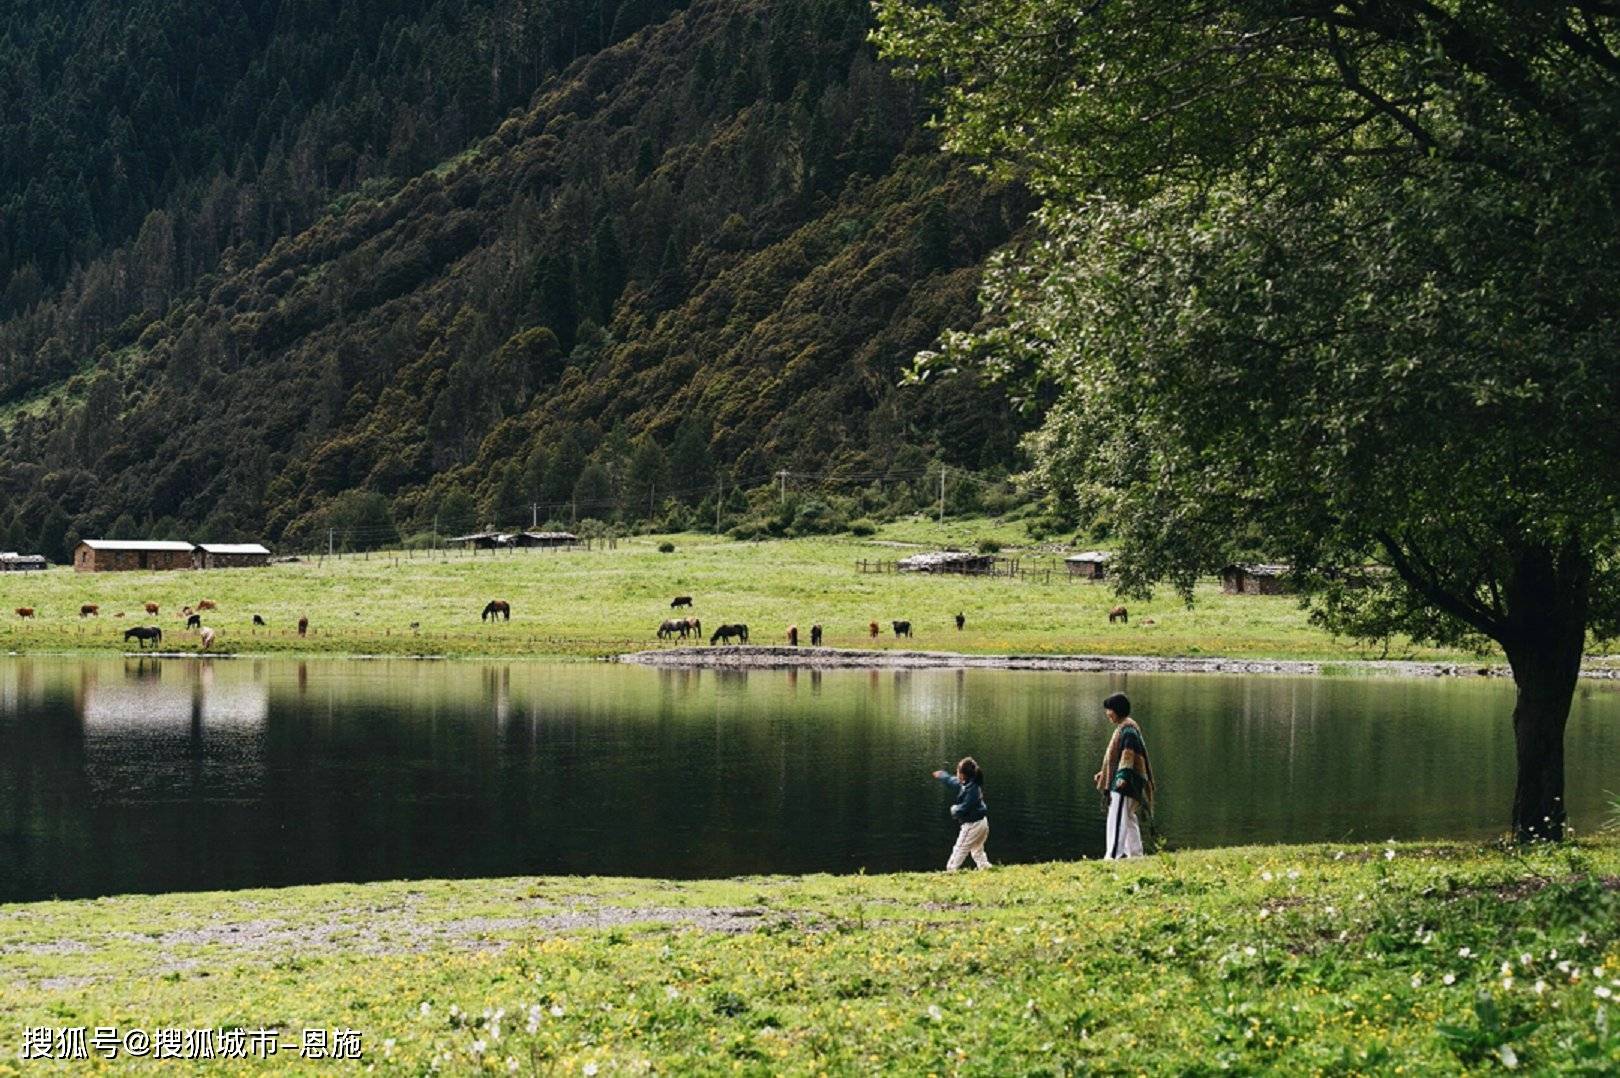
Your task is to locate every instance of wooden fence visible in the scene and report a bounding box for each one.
[854,559,1058,584]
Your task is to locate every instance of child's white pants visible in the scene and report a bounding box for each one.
[1105,792,1143,859]
[946,819,990,870]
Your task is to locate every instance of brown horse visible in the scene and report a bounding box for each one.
[80,603,100,618]
[15,607,34,619]
[1108,605,1129,624]
[684,617,702,639]
[955,612,965,631]
[868,620,880,641]
[482,600,511,622]
[787,625,799,647]
[145,602,160,615]
[297,616,309,637]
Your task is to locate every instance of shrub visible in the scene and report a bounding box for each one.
[977,538,1002,554]
[658,541,675,553]
[849,518,877,537]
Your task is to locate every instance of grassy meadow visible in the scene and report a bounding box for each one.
[0,522,1479,663]
[1,838,1616,1074]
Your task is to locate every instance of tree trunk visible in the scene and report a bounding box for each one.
[1503,639,1580,843]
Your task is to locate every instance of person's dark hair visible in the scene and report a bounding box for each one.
[956,756,982,784]
[1103,692,1131,718]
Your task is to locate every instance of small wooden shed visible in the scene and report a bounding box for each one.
[74,540,196,572]
[1221,563,1293,595]
[0,552,48,571]
[1065,551,1111,580]
[513,530,579,548]
[194,542,271,569]
[447,530,513,550]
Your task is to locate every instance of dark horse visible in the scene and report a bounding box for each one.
[657,618,686,640]
[710,623,749,645]
[482,600,511,622]
[124,626,163,649]
[1108,605,1128,624]
[810,624,823,646]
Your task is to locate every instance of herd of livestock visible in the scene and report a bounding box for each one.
[653,595,959,647]
[11,599,309,651]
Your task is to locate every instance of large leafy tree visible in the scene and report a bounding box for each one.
[876,1,1620,841]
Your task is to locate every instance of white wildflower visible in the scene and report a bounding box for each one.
[470,1040,485,1056]
[1443,973,1456,986]
[550,1005,564,1018]
[583,1063,599,1077]
[1458,947,1473,959]
[1597,986,1614,1000]
[1534,980,1548,995]
[1497,1044,1519,1069]
[1384,849,1396,861]
[1411,974,1423,989]
[926,1004,943,1022]
[665,986,680,999]
[419,1002,432,1017]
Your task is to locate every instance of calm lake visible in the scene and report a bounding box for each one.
[1,657,1617,902]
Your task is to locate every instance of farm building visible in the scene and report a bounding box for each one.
[0,552,47,571]
[897,550,999,575]
[513,530,579,548]
[1221,563,1293,595]
[1065,551,1111,580]
[447,531,512,550]
[194,542,271,569]
[74,540,196,572]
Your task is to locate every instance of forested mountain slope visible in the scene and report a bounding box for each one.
[0,0,1030,555]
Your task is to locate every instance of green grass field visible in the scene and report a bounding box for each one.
[0,522,1480,663]
[1,838,1616,1074]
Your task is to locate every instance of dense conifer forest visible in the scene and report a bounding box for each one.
[0,0,1032,557]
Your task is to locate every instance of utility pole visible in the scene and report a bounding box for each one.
[778,470,789,504]
[715,476,723,532]
[531,503,538,529]
[938,466,946,524]
[328,528,334,558]
[433,514,438,551]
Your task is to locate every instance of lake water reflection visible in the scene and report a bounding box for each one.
[1,657,1616,901]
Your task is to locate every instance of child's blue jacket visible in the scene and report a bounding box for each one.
[937,774,987,823]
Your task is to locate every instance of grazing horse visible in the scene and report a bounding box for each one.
[145,602,160,615]
[297,616,309,637]
[955,612,965,631]
[199,626,216,652]
[252,614,266,627]
[196,599,217,612]
[892,620,912,639]
[15,607,34,619]
[481,600,511,622]
[710,623,749,645]
[80,604,100,618]
[787,625,799,647]
[810,624,823,647]
[186,613,202,630]
[671,596,693,609]
[124,626,162,649]
[868,621,880,641]
[1108,605,1129,624]
[684,617,701,639]
[657,618,686,640]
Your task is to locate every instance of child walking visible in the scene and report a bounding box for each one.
[931,756,990,870]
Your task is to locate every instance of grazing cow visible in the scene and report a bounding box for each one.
[1141,618,1156,626]
[252,614,266,627]
[955,612,965,631]
[297,616,309,637]
[145,602,160,615]
[81,604,100,618]
[810,624,823,647]
[869,621,880,641]
[186,613,202,630]
[409,621,421,633]
[787,625,799,647]
[15,607,34,619]
[892,620,912,639]
[181,606,194,617]
[1108,605,1129,624]
[199,626,216,652]
[196,599,216,611]
[710,623,749,645]
[671,596,694,609]
[684,617,702,639]
[481,600,511,622]
[657,618,687,640]
[124,626,162,649]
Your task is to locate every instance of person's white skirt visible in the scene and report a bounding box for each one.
[1104,792,1143,859]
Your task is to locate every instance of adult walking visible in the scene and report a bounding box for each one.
[1093,692,1154,859]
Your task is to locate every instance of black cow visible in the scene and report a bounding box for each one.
[892,620,912,638]
[253,614,266,627]
[810,624,823,647]
[186,613,202,630]
[671,596,694,608]
[955,612,965,631]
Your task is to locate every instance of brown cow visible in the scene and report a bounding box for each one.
[1108,605,1129,624]
[297,616,309,637]
[196,599,217,611]
[145,602,160,615]
[80,604,100,618]
[15,607,34,619]
[868,620,880,641]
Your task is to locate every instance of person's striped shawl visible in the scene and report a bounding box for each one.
[1097,718,1155,810]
